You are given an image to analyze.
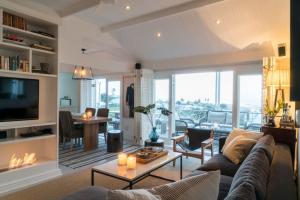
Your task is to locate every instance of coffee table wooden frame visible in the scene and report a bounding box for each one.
[91,153,183,189]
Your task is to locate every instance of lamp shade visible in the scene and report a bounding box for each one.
[72,66,93,80]
[266,66,289,87]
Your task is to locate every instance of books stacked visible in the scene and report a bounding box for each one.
[0,56,29,72]
[3,12,27,30]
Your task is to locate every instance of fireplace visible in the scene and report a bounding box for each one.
[0,153,37,172]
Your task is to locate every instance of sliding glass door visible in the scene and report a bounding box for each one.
[107,81,121,130]
[238,75,263,131]
[154,79,170,138]
[175,72,216,126]
[174,71,234,133]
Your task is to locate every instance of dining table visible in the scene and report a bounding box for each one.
[72,115,112,151]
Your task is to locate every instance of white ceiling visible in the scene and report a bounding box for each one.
[11,0,290,63]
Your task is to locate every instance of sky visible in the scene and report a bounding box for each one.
[155,72,262,107]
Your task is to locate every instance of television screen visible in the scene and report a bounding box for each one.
[0,77,39,122]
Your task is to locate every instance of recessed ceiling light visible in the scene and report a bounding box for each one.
[156,32,162,38]
[216,19,221,25]
[125,5,131,10]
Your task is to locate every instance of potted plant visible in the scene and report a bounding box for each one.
[134,104,172,142]
[264,99,283,127]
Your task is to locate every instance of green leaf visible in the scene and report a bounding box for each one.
[158,107,172,116]
[146,104,156,110]
[133,106,146,113]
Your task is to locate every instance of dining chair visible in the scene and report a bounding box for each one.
[59,111,84,149]
[97,108,109,143]
[85,107,96,116]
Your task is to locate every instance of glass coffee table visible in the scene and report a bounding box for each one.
[91,151,183,189]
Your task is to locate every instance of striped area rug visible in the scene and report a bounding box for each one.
[59,136,141,169]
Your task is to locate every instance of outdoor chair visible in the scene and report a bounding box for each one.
[171,128,214,165]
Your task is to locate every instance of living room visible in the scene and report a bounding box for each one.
[0,0,299,200]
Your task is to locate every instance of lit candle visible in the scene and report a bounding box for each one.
[118,153,127,166]
[82,113,87,119]
[127,156,136,169]
[86,111,92,119]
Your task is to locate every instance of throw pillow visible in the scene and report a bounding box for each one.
[223,136,257,164]
[222,128,263,152]
[107,171,221,200]
[149,170,220,200]
[107,189,160,200]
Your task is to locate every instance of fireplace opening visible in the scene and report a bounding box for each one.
[0,153,37,172]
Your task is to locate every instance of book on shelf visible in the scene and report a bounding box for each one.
[0,56,29,72]
[3,12,27,30]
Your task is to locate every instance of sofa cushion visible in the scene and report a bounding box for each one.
[266,145,297,200]
[207,111,227,124]
[223,136,257,164]
[222,129,263,152]
[251,135,275,163]
[107,190,159,200]
[185,170,233,200]
[61,186,109,200]
[225,182,256,200]
[197,154,240,177]
[229,148,269,200]
[152,170,220,200]
[108,171,221,200]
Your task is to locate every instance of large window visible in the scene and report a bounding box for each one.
[108,81,121,129]
[175,72,216,125]
[238,75,262,131]
[154,79,169,137]
[94,79,106,109]
[174,71,234,134]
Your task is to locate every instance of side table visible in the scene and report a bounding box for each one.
[144,139,164,148]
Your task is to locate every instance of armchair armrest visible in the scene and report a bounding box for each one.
[171,135,185,152]
[201,138,214,149]
[171,135,185,142]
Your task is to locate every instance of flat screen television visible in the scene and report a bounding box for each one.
[0,77,39,122]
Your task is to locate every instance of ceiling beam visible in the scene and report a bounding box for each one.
[101,0,224,32]
[58,0,100,17]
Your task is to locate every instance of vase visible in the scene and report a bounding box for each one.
[265,116,275,127]
[149,127,159,142]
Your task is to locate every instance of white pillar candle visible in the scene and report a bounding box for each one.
[118,153,127,166]
[127,156,136,169]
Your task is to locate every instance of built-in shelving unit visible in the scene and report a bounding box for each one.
[0,134,56,145]
[1,24,56,41]
[0,6,61,195]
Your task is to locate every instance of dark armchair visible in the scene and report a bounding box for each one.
[59,111,84,149]
[97,108,109,142]
[172,128,214,164]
